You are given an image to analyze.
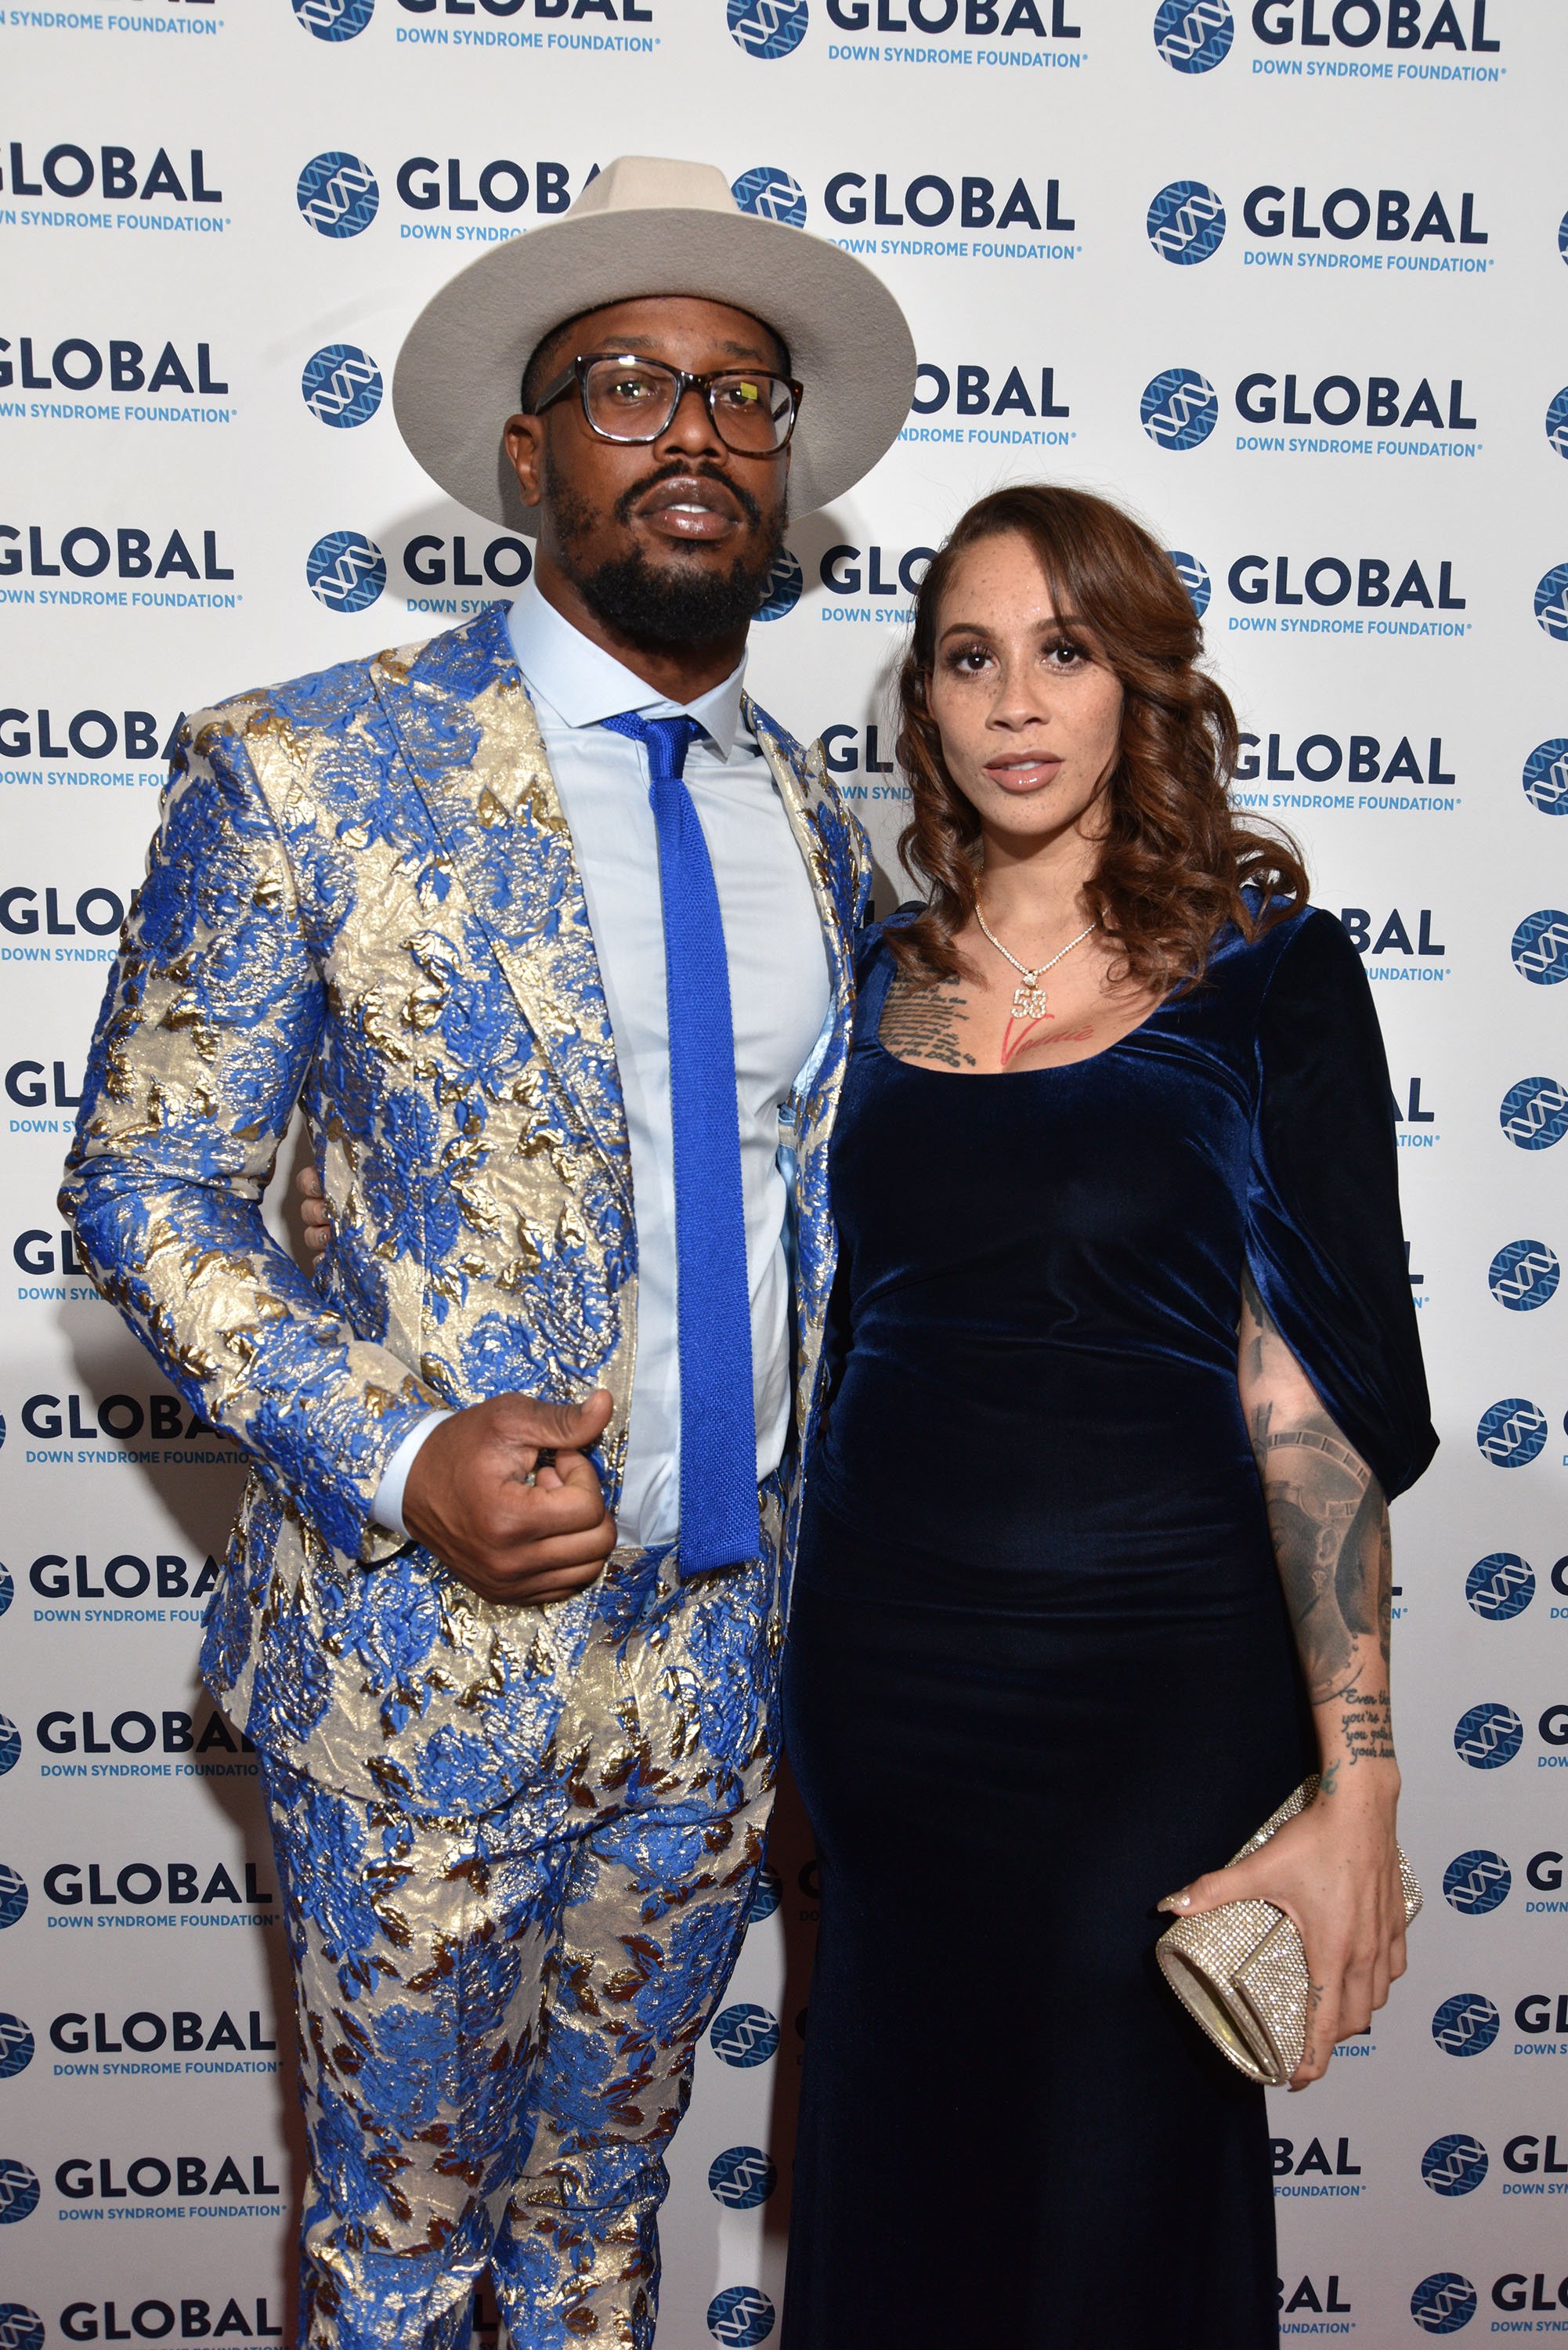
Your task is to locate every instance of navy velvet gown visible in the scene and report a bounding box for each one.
[781,906,1435,2350]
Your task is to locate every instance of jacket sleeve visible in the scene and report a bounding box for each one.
[59,705,445,1560]
[1245,908,1438,1502]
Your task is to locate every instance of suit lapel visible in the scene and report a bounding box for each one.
[370,603,631,1207]
[744,692,855,1099]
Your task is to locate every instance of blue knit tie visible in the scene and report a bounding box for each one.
[602,710,761,1574]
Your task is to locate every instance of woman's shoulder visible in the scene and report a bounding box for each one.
[1204,896,1356,995]
[854,900,925,988]
[1192,898,1387,1101]
[1170,900,1377,1065]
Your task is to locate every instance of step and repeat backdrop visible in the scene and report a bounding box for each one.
[2,0,1566,2343]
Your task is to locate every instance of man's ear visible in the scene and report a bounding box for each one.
[502,413,544,512]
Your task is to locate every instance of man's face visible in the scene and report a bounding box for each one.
[503,295,792,647]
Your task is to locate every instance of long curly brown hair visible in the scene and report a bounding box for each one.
[889,483,1308,993]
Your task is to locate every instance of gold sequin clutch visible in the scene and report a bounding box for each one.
[1155,1777,1422,2088]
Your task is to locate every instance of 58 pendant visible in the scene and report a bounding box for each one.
[1012,984,1051,1020]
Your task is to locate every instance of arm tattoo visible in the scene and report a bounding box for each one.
[1340,1679,1396,1763]
[1241,1270,1396,1752]
[879,973,977,1070]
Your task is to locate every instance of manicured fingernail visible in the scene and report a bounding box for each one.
[1158,1893,1190,1913]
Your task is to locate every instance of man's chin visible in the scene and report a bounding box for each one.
[628,528,748,575]
[576,540,780,648]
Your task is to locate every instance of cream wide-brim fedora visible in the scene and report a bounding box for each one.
[392,154,917,533]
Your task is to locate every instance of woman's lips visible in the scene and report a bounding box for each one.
[985,755,1063,794]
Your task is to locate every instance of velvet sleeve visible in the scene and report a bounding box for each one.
[1245,909,1438,1502]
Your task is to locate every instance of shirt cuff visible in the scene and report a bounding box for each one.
[371,1409,453,1539]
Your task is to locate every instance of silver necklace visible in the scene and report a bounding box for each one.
[974,905,1099,1021]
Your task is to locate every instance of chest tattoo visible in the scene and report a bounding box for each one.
[879,974,977,1070]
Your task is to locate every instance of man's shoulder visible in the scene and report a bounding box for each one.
[182,603,515,754]
[744,692,853,814]
[745,692,870,929]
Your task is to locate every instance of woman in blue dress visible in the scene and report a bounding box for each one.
[781,486,1435,2349]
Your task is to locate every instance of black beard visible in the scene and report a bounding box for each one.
[577,540,782,645]
[544,453,786,648]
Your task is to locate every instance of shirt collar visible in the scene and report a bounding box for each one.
[505,578,750,761]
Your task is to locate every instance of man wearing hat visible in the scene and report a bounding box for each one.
[62,157,914,2349]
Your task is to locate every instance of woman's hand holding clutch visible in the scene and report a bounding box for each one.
[1159,1266,1416,2089]
[1158,1762,1408,2088]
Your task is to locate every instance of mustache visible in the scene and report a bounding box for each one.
[612,461,765,533]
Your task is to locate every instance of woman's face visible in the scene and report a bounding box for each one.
[923,530,1125,849]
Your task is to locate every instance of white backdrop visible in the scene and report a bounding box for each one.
[3,2,1566,2344]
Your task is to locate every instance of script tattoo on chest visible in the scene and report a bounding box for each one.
[879,974,977,1070]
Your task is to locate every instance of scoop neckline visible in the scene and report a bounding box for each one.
[870,1022,1157,1079]
[870,994,1169,1079]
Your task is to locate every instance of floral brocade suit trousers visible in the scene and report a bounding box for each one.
[261,1536,780,2350]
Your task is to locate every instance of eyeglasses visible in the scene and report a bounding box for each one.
[530,352,803,456]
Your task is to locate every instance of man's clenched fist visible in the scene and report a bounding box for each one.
[403,1390,618,1606]
[291,1166,616,1602]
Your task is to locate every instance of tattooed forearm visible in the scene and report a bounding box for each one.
[1341,1681,1396,1763]
[1239,1271,1396,1755]
[879,974,977,1070]
[1254,1421,1382,1698]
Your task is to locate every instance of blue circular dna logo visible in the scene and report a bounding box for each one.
[1147,180,1227,265]
[728,0,807,58]
[0,1719,16,1778]
[1535,561,1568,643]
[1454,1703,1523,1770]
[0,1564,10,1619]
[1560,207,1568,266]
[746,1864,782,1924]
[1466,1552,1535,1620]
[1475,1397,1548,1467]
[1431,1993,1499,2058]
[291,0,374,36]
[708,2146,778,2209]
[0,1869,25,1932]
[1422,2135,1489,2198]
[710,2002,780,2068]
[1411,2272,1478,2334]
[1140,368,1218,451]
[297,151,381,240]
[756,549,803,623]
[306,532,386,614]
[731,168,806,227]
[302,344,384,429]
[707,2287,775,2345]
[0,2308,45,2350]
[1523,739,1568,816]
[1499,1075,1568,1150]
[1547,388,1568,462]
[1512,909,1568,985]
[1167,551,1211,618]
[0,2018,32,2081]
[0,2162,38,2225]
[1153,0,1234,70]
[1489,1240,1560,1312]
[1443,1849,1512,1914]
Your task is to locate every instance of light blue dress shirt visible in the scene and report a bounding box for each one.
[372,582,832,1547]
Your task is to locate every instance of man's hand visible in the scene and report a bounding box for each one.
[294,1167,616,1601]
[296,1162,331,1256]
[404,1390,618,1606]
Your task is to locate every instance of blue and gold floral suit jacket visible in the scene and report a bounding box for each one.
[61,601,869,1817]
